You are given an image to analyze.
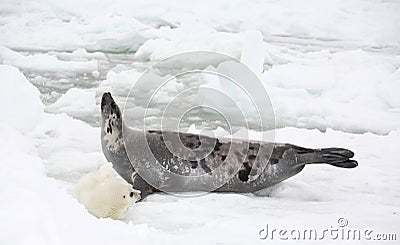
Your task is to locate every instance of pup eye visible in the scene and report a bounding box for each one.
[123,195,126,198]
[130,192,134,197]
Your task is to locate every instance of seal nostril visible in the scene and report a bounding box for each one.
[101,92,113,108]
[129,191,134,197]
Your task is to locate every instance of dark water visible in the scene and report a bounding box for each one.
[21,37,398,133]
[20,52,246,132]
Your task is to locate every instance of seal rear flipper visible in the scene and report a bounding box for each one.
[326,159,358,168]
[293,147,358,169]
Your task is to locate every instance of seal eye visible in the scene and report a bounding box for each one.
[129,192,134,197]
[123,195,126,198]
[111,102,116,110]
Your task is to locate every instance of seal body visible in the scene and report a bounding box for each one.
[101,93,357,199]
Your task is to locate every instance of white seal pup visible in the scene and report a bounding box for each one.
[75,162,141,219]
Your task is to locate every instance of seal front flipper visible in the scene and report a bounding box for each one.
[131,172,158,200]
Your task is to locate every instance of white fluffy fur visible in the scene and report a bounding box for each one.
[75,163,141,220]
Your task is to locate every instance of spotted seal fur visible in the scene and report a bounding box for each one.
[101,92,357,199]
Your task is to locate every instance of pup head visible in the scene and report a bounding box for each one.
[94,179,141,219]
[75,163,141,220]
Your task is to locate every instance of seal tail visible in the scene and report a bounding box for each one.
[294,147,358,168]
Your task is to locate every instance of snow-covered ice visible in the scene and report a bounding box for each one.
[0,46,99,74]
[0,64,44,133]
[240,30,265,75]
[0,0,399,244]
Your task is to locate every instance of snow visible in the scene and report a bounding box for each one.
[1,0,399,52]
[263,49,400,134]
[46,88,98,121]
[99,67,142,96]
[0,0,399,244]
[0,64,44,133]
[0,46,99,74]
[32,112,106,181]
[240,30,265,75]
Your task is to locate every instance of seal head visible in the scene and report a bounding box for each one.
[101,92,135,184]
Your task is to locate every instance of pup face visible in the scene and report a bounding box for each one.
[99,179,141,219]
[107,180,141,205]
